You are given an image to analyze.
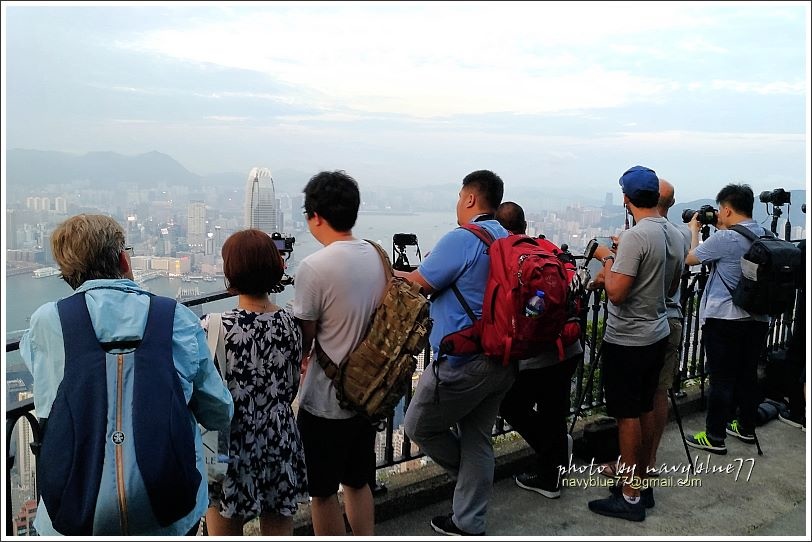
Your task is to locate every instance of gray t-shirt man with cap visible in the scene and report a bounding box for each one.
[588,165,682,523]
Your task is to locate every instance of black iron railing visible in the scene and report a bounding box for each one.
[5,266,802,532]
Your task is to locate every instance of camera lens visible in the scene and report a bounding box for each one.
[681,209,695,224]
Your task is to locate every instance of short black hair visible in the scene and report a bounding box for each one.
[716,183,754,217]
[627,190,659,209]
[462,170,504,211]
[495,201,526,234]
[303,170,361,232]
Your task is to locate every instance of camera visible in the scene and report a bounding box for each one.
[392,233,422,272]
[681,204,718,226]
[270,232,295,256]
[759,188,791,206]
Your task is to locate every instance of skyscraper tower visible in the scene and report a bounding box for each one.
[244,167,278,234]
[187,201,206,252]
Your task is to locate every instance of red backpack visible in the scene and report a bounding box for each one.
[440,225,574,366]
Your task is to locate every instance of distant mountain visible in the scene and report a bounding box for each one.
[7,148,201,187]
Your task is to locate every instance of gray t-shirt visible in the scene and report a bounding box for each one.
[693,220,771,326]
[293,239,387,419]
[603,216,675,347]
[665,220,690,319]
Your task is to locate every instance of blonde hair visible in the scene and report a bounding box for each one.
[51,214,126,289]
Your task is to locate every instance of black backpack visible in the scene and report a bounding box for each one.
[727,225,802,317]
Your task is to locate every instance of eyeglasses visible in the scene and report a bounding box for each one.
[124,246,134,257]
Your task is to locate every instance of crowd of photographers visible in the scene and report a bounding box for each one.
[19,167,805,536]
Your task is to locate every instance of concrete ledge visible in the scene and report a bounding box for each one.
[278,384,707,535]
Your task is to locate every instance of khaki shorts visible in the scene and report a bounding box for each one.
[658,318,683,390]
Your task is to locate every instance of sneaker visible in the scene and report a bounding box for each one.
[685,431,727,455]
[430,514,484,536]
[588,492,646,522]
[514,472,560,499]
[610,484,655,509]
[726,420,756,443]
[778,411,806,430]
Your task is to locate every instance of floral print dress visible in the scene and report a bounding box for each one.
[202,308,307,520]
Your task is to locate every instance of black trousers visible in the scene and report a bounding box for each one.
[499,355,579,488]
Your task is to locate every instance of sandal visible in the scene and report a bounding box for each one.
[599,463,620,478]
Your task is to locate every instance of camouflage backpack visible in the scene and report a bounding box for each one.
[315,241,432,420]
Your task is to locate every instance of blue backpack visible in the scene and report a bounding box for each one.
[38,292,201,535]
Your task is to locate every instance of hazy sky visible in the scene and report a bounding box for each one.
[2,1,810,202]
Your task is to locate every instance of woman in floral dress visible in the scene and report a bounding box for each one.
[203,229,307,535]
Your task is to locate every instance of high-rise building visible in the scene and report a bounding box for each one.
[187,201,207,252]
[7,209,19,250]
[244,167,278,234]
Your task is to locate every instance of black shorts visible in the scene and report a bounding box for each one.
[602,338,667,419]
[297,408,376,498]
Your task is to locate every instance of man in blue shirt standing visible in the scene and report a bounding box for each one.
[401,170,514,536]
[683,184,770,454]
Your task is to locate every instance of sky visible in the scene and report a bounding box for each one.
[2,1,810,202]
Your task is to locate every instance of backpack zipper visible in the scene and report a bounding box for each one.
[115,353,129,534]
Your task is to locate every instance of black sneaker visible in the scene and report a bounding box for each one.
[610,484,654,508]
[685,431,727,455]
[588,492,646,522]
[430,514,484,536]
[725,420,756,443]
[778,411,806,430]
[514,472,561,499]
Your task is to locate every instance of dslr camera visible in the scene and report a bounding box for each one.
[759,188,791,206]
[681,204,718,226]
[392,233,421,272]
[270,232,295,256]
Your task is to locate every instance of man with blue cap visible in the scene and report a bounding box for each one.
[588,166,683,522]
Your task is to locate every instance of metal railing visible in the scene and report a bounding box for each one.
[5,267,802,532]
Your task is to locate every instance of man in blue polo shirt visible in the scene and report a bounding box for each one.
[402,170,513,536]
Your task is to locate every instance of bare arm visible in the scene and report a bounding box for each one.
[594,244,635,305]
[396,269,436,295]
[685,214,702,266]
[297,319,317,377]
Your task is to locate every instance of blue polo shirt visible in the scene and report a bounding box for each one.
[417,218,508,366]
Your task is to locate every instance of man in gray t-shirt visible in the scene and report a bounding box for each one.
[589,166,682,522]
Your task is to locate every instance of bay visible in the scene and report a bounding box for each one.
[5,211,457,360]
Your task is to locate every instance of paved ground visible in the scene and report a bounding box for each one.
[375,408,808,537]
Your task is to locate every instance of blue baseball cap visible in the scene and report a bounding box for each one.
[619,165,659,198]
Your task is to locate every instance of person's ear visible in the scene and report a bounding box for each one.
[119,250,130,273]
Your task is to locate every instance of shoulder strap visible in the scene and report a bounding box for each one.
[729,224,761,242]
[206,313,227,380]
[460,223,495,246]
[314,341,340,381]
[451,225,495,323]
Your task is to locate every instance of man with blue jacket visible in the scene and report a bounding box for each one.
[20,214,233,536]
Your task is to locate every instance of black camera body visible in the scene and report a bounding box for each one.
[682,204,718,226]
[393,233,419,247]
[392,233,421,272]
[270,232,295,255]
[759,188,791,206]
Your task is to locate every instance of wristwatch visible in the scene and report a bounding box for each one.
[601,255,615,265]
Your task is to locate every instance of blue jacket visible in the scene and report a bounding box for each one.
[20,279,233,536]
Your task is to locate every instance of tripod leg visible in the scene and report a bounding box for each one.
[569,347,601,435]
[668,388,695,475]
[753,430,764,456]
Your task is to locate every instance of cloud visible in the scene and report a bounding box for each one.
[114,4,722,118]
[205,115,251,122]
